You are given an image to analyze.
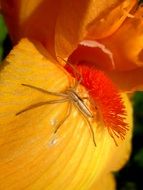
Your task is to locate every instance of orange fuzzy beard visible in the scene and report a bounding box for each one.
[65,62,128,145]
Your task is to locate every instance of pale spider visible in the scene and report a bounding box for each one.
[16,65,96,146]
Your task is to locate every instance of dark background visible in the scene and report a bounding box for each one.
[0,2,143,189]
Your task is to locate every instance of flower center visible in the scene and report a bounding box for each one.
[65,62,128,145]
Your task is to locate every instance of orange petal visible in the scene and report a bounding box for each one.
[86,0,137,39]
[68,41,115,70]
[54,0,122,58]
[1,0,61,57]
[96,5,143,71]
[0,39,132,189]
[75,4,143,72]
[1,0,122,58]
[69,5,143,91]
[69,42,143,91]
[106,68,143,92]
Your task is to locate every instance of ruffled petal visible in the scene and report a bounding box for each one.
[68,41,115,70]
[69,42,143,91]
[1,0,122,58]
[0,39,132,189]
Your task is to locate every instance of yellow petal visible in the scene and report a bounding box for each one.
[0,39,132,189]
[90,93,133,190]
[107,93,133,171]
[1,0,122,58]
[90,174,116,190]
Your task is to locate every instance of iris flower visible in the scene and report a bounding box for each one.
[0,0,142,189]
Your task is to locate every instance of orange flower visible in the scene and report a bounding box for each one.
[0,0,142,189]
[0,38,132,190]
[1,0,143,90]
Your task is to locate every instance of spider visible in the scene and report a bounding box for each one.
[16,65,96,146]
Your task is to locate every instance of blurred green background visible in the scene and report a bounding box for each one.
[0,5,143,190]
[0,15,7,61]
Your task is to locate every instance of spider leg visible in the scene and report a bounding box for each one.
[78,112,96,146]
[81,97,88,100]
[54,102,72,134]
[84,115,96,146]
[67,63,82,90]
[21,84,68,97]
[16,98,68,115]
[57,57,82,90]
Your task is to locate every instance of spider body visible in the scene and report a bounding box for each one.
[64,88,94,118]
[16,80,96,146]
